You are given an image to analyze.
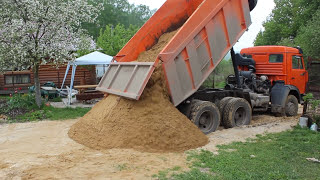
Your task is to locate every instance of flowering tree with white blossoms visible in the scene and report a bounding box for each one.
[0,0,101,107]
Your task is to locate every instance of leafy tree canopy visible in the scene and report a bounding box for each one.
[0,0,101,107]
[254,0,320,58]
[296,9,320,58]
[97,24,138,56]
[83,0,154,40]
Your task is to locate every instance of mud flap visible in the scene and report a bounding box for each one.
[270,81,290,113]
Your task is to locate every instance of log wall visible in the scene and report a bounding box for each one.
[0,65,96,94]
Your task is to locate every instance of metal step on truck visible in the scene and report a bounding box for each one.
[96,0,308,134]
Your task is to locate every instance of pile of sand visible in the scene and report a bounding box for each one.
[68,30,208,153]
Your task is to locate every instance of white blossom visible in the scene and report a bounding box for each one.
[0,0,102,70]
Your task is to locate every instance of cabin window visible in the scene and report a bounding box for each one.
[5,74,31,85]
[269,54,283,63]
[242,54,252,58]
[292,56,304,69]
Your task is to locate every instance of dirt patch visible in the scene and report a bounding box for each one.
[0,120,187,180]
[0,163,8,169]
[251,114,297,126]
[68,30,208,153]
[0,115,299,179]
[203,115,298,152]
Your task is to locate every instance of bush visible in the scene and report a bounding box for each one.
[1,93,90,123]
[0,93,39,119]
[303,93,320,126]
[6,93,38,111]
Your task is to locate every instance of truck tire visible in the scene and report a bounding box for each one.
[285,95,299,117]
[219,97,233,126]
[219,97,234,113]
[189,101,221,134]
[223,98,252,128]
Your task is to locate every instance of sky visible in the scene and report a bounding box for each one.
[128,0,275,51]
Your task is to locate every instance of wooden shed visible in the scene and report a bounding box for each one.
[0,64,96,95]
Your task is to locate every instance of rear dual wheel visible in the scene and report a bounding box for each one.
[190,101,221,134]
[189,98,252,134]
[221,98,252,128]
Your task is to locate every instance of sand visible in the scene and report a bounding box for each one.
[68,30,209,153]
[0,114,298,179]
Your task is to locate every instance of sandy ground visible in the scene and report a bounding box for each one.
[0,114,299,180]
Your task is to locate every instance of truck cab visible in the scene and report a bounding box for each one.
[240,46,308,95]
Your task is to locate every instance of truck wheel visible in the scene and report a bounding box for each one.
[223,98,252,128]
[219,97,233,126]
[190,101,221,134]
[219,97,233,113]
[285,95,299,117]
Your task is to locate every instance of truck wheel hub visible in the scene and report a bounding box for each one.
[199,111,213,129]
[234,107,246,126]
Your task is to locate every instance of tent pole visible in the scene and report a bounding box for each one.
[61,63,71,90]
[68,65,77,105]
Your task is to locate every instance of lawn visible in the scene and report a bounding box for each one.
[156,127,320,180]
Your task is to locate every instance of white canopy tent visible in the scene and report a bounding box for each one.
[60,51,113,105]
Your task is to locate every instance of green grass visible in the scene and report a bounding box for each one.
[9,106,90,123]
[152,166,182,179]
[50,96,63,102]
[116,163,129,171]
[158,127,320,180]
[0,95,9,99]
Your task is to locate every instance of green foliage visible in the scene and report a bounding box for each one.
[115,163,129,171]
[0,93,40,120]
[10,106,90,123]
[152,166,182,180]
[0,96,9,99]
[304,94,320,108]
[203,59,233,88]
[0,93,89,123]
[163,128,320,180]
[303,93,320,125]
[276,37,296,47]
[303,93,320,110]
[83,0,153,40]
[254,0,320,57]
[0,0,101,107]
[296,9,320,59]
[97,24,138,56]
[50,97,63,102]
[6,94,38,112]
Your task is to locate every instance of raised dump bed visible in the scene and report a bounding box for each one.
[97,0,255,106]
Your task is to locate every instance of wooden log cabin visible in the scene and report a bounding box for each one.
[0,65,96,95]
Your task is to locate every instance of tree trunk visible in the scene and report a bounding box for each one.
[33,65,42,108]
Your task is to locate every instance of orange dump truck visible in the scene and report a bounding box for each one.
[97,0,308,134]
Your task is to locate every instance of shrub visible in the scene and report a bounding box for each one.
[6,93,38,111]
[303,93,320,125]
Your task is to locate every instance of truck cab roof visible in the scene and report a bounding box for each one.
[241,46,301,54]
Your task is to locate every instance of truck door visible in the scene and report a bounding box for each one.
[290,55,307,94]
